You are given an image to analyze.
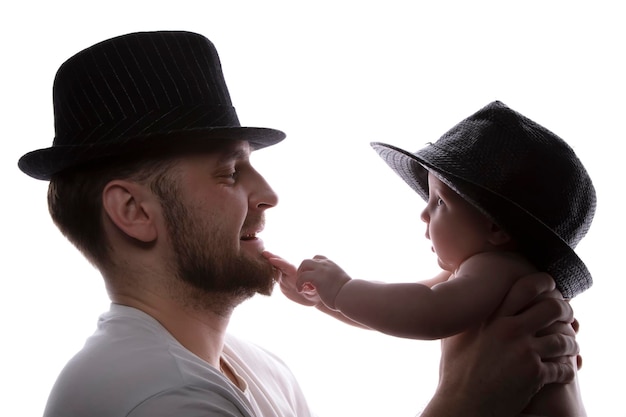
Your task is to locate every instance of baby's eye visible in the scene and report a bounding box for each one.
[436,197,444,206]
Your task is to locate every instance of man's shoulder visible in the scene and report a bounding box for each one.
[65,304,217,383]
[43,305,242,417]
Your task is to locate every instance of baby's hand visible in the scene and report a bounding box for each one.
[297,255,351,310]
[262,251,320,307]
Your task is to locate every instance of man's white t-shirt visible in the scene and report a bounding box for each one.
[43,304,315,417]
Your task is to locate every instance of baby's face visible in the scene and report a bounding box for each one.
[420,173,495,272]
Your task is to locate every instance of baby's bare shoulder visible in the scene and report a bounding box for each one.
[460,251,537,280]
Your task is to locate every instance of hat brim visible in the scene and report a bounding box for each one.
[371,141,592,298]
[19,126,285,180]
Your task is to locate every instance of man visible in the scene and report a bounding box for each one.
[19,30,579,417]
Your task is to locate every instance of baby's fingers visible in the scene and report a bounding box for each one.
[262,251,297,275]
[297,255,331,274]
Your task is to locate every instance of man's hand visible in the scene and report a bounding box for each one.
[422,272,579,417]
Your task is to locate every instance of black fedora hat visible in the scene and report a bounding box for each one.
[371,101,596,298]
[18,31,285,180]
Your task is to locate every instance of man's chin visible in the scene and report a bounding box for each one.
[238,253,277,297]
[254,266,279,297]
[255,283,275,297]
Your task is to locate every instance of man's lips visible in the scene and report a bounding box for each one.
[240,235,265,252]
[240,216,265,241]
[240,226,263,241]
[240,216,265,247]
[240,228,265,251]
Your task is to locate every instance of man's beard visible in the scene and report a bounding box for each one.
[156,181,277,305]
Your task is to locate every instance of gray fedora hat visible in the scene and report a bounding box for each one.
[18,30,285,180]
[371,101,596,298]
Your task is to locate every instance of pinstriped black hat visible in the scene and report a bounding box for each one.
[18,31,285,180]
[371,101,596,298]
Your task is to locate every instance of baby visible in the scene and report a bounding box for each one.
[266,101,595,416]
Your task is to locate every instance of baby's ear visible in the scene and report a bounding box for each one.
[488,223,512,246]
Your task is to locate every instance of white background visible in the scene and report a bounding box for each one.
[1,1,623,416]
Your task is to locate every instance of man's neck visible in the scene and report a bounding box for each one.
[110,290,232,369]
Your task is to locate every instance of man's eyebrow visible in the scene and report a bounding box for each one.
[220,147,250,162]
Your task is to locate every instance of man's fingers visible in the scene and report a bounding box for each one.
[516,297,574,334]
[533,332,579,360]
[571,318,580,334]
[539,359,577,385]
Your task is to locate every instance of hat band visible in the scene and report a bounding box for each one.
[53,104,240,147]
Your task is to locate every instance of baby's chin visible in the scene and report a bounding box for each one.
[436,258,456,273]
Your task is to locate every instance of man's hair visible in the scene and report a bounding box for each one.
[47,154,179,270]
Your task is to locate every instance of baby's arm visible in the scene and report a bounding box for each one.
[296,252,535,339]
[320,251,536,339]
[265,251,536,339]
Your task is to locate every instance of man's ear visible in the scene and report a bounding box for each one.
[102,180,159,243]
[487,223,512,246]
